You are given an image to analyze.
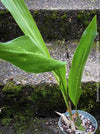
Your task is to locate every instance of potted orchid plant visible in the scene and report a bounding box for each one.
[0,0,98,133]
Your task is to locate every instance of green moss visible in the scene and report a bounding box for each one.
[0,82,100,133]
[61,14,67,20]
[0,9,9,15]
[34,10,38,15]
[83,20,89,27]
[0,103,56,134]
[33,10,38,17]
[51,11,58,20]
[77,13,84,21]
[3,81,21,93]
[1,118,12,126]
[77,11,98,28]
[78,82,99,112]
[0,10,99,41]
[77,12,89,26]
[1,82,99,116]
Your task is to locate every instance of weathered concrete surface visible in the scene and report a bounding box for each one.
[0,41,99,85]
[24,0,100,10]
[0,0,100,10]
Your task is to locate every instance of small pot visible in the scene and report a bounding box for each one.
[58,110,98,134]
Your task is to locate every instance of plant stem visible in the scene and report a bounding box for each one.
[75,105,78,110]
[61,84,72,119]
[53,68,72,119]
[61,91,72,119]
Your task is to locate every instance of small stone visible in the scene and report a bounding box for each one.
[35,128,38,132]
[9,77,13,80]
[3,79,8,84]
[15,81,21,85]
[81,115,84,120]
[55,121,57,125]
[89,125,92,129]
[45,122,49,125]
[22,80,27,85]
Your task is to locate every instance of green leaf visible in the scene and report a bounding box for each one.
[0,36,67,73]
[78,125,85,131]
[54,66,67,94]
[1,0,50,57]
[75,114,82,127]
[53,66,68,107]
[68,16,97,106]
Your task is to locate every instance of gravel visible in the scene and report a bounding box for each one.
[19,0,100,10]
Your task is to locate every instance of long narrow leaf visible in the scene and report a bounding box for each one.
[54,66,67,95]
[1,0,68,106]
[53,66,68,107]
[1,0,50,57]
[0,36,67,73]
[68,16,97,106]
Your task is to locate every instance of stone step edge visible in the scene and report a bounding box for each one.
[0,0,100,10]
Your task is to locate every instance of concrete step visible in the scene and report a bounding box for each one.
[0,0,100,10]
[24,0,100,10]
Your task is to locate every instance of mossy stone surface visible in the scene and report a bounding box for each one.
[0,10,99,42]
[0,81,99,117]
[0,81,100,134]
[3,81,21,93]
